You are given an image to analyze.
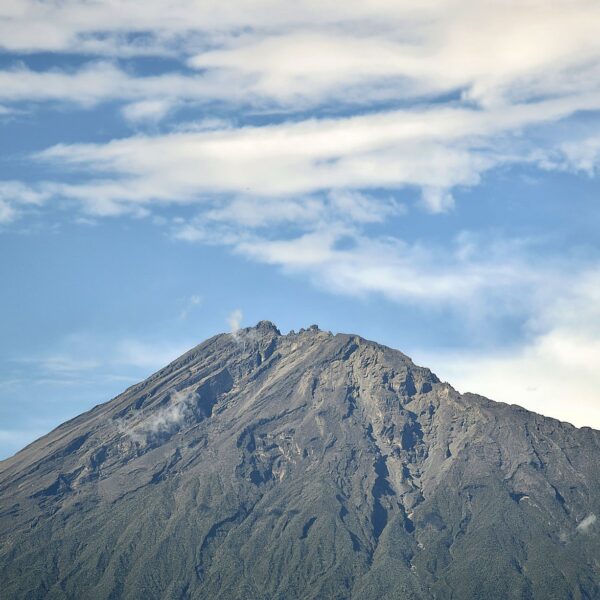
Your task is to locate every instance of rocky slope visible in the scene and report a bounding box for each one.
[1,321,599,599]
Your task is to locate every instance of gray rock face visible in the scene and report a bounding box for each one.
[1,322,599,599]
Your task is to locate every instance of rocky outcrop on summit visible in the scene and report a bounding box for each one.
[1,322,600,599]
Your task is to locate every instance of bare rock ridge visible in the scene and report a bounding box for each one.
[1,322,599,599]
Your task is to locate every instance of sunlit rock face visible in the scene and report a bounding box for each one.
[1,322,600,599]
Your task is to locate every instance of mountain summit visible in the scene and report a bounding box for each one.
[1,323,599,599]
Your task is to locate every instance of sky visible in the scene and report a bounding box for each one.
[1,0,600,459]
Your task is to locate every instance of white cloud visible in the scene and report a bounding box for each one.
[0,181,51,206]
[33,94,600,219]
[112,338,191,370]
[0,62,127,106]
[204,196,327,229]
[0,62,230,108]
[231,227,543,308]
[1,1,597,239]
[37,355,101,374]
[188,14,600,109]
[121,99,174,123]
[417,269,600,429]
[0,1,598,116]
[0,180,52,224]
[28,94,591,314]
[327,190,406,223]
[180,294,202,320]
[420,187,456,213]
[201,191,403,229]
[558,136,600,175]
[22,333,193,380]
[0,199,18,224]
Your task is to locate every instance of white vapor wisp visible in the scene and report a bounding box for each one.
[227,309,243,337]
[118,389,198,444]
[577,514,597,534]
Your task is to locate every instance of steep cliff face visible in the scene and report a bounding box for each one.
[1,322,600,599]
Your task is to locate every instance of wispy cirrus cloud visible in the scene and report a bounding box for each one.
[1,0,599,230]
[33,93,600,215]
[179,294,202,320]
[0,62,229,110]
[17,333,192,383]
[0,181,52,224]
[554,136,600,176]
[7,89,596,317]
[0,199,18,224]
[231,229,540,306]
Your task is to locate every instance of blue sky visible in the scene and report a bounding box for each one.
[1,0,600,458]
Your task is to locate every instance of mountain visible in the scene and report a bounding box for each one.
[1,321,599,599]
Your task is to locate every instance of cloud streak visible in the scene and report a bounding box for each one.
[20,333,193,381]
[0,181,52,224]
[180,295,202,320]
[0,1,599,120]
[3,0,600,251]
[32,92,600,218]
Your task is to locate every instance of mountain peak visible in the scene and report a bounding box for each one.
[1,323,600,599]
[252,319,281,335]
